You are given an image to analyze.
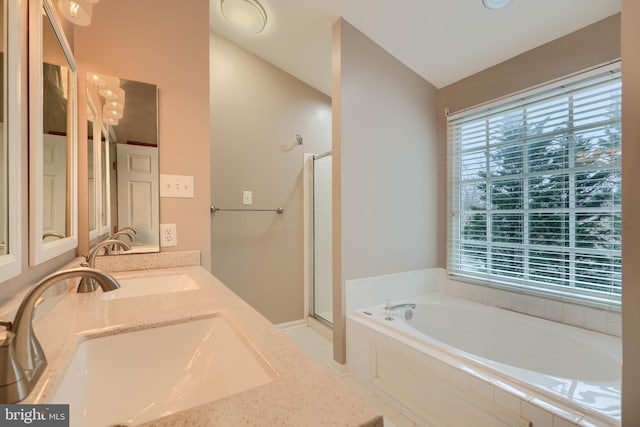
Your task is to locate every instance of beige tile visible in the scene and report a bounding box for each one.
[494,387,522,416]
[522,401,553,427]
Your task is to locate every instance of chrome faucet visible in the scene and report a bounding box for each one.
[42,232,64,240]
[111,229,136,242]
[0,267,120,403]
[384,301,416,320]
[107,228,137,254]
[118,226,138,235]
[78,239,131,293]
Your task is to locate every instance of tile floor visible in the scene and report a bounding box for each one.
[281,324,417,427]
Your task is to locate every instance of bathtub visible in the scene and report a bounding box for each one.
[347,293,621,426]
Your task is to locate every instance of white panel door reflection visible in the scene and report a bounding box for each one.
[116,143,159,250]
[42,133,67,241]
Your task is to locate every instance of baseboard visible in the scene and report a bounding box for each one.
[275,319,308,331]
[307,316,333,341]
[331,360,347,377]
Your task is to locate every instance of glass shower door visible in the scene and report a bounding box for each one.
[313,154,332,325]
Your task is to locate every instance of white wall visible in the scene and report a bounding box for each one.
[332,19,439,363]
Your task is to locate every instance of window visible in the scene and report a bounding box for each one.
[448,65,621,304]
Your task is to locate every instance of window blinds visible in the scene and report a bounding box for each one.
[447,64,622,304]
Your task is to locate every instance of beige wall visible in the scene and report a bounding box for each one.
[74,0,211,269]
[332,19,439,363]
[210,33,331,324]
[621,2,640,424]
[437,14,621,268]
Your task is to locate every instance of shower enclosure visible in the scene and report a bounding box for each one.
[305,152,333,326]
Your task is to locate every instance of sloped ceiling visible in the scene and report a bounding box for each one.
[210,0,621,95]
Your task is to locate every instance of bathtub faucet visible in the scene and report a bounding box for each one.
[384,301,416,320]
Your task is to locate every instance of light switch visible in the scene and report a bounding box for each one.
[243,191,252,206]
[160,174,194,198]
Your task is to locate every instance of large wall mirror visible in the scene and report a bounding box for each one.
[29,0,78,265]
[0,0,21,281]
[87,73,159,252]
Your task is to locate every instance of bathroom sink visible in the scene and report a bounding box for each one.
[101,272,200,300]
[51,316,276,426]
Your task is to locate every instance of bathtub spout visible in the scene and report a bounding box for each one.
[384,302,416,320]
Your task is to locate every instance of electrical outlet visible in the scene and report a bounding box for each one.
[160,223,177,247]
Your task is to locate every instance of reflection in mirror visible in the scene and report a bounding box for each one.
[87,72,159,252]
[29,0,78,265]
[0,0,5,256]
[87,97,97,241]
[41,12,69,242]
[0,0,21,281]
[99,126,110,235]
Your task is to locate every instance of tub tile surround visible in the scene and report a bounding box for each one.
[443,275,621,338]
[345,269,621,427]
[5,261,382,426]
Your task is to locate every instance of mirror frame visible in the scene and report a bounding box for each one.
[86,92,99,242]
[0,0,22,281]
[86,87,112,244]
[98,122,111,237]
[29,0,78,265]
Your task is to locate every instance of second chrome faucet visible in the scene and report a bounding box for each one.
[78,239,131,293]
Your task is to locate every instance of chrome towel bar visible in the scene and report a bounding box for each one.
[210,205,284,215]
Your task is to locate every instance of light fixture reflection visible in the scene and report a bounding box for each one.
[220,0,267,34]
[88,71,127,127]
[57,0,93,26]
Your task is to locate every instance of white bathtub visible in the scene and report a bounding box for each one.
[347,293,621,426]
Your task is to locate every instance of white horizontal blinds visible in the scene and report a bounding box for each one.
[448,66,621,303]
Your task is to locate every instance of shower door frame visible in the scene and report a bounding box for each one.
[303,151,333,327]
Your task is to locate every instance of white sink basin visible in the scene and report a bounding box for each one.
[101,272,200,300]
[51,316,276,426]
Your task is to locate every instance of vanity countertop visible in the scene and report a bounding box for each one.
[23,265,383,427]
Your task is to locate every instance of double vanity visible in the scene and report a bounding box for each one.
[5,253,383,426]
[0,0,383,424]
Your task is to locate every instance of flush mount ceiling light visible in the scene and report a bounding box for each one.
[220,0,267,34]
[482,0,513,9]
[57,0,96,26]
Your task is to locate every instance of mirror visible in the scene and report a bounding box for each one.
[29,0,78,265]
[86,73,159,252]
[0,0,21,281]
[87,95,99,242]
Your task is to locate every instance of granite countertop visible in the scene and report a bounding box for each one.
[20,263,382,427]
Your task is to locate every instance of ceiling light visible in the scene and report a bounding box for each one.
[220,0,267,34]
[482,0,513,9]
[57,0,93,26]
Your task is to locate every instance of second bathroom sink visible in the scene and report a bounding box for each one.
[101,271,200,300]
[51,315,276,426]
